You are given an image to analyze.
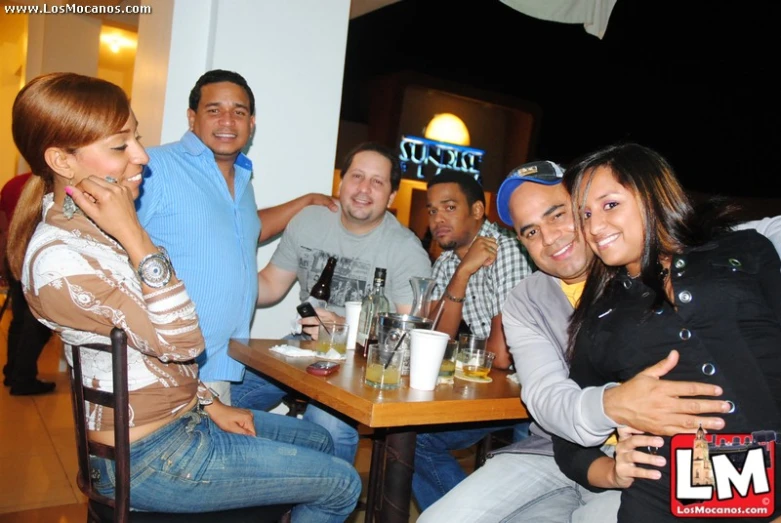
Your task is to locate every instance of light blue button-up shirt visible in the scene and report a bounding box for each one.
[136,131,260,382]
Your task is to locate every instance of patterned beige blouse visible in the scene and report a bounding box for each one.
[21,194,205,430]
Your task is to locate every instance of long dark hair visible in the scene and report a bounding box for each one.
[564,143,737,359]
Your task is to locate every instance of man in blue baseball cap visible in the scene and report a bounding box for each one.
[495,160,566,226]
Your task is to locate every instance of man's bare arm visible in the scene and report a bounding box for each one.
[257,194,337,243]
[486,313,512,369]
[431,236,497,337]
[257,263,298,306]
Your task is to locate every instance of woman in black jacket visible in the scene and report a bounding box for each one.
[553,143,781,522]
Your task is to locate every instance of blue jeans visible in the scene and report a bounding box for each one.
[231,367,287,411]
[282,333,361,464]
[418,451,620,523]
[412,421,531,511]
[303,403,360,464]
[90,407,361,522]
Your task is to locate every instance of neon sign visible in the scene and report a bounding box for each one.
[399,135,484,182]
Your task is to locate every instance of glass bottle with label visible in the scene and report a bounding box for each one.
[308,256,337,309]
[357,267,390,356]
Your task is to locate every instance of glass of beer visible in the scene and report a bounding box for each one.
[317,322,349,357]
[364,343,402,390]
[457,348,495,379]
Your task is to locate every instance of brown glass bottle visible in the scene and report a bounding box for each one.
[308,256,337,308]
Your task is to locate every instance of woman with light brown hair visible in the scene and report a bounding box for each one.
[9,72,360,520]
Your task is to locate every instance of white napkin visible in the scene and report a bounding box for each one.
[506,372,520,384]
[270,345,317,357]
[269,345,346,361]
[317,348,347,361]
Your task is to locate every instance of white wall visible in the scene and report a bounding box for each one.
[17,1,102,174]
[129,0,174,147]
[134,0,351,338]
[35,14,101,79]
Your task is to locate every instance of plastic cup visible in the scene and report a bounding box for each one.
[409,329,450,390]
[317,322,349,356]
[344,301,362,350]
[364,343,402,390]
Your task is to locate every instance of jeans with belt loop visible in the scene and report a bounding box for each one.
[89,407,361,522]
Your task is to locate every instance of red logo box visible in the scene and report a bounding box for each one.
[670,431,775,518]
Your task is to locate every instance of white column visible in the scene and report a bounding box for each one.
[26,8,101,80]
[11,1,102,175]
[133,0,351,338]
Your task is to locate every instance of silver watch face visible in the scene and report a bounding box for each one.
[138,253,172,288]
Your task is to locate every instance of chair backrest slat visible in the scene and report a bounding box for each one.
[112,328,131,520]
[69,328,130,523]
[83,388,114,408]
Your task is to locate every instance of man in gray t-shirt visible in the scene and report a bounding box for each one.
[256,142,432,464]
[258,142,432,324]
[269,202,431,318]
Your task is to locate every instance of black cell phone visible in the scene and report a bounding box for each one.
[306,361,340,376]
[297,302,319,318]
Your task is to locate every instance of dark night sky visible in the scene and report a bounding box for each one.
[341,0,780,198]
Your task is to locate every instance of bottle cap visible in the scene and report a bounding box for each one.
[374,267,387,280]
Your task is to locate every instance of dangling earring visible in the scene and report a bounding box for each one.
[63,182,78,220]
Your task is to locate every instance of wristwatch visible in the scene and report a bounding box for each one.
[197,385,219,407]
[136,246,174,289]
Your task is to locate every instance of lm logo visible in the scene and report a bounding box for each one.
[670,429,776,518]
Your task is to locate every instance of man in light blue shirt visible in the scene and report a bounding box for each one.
[136,69,336,406]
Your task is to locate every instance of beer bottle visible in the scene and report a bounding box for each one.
[308,256,337,309]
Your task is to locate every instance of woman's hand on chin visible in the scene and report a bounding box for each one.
[68,176,144,246]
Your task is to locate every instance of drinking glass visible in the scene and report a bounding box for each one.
[456,348,495,379]
[439,340,458,378]
[364,343,402,390]
[317,322,349,356]
[458,333,487,351]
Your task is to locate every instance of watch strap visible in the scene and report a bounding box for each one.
[445,291,466,303]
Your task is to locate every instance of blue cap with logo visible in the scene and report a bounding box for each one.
[496,160,565,226]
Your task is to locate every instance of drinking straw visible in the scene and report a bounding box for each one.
[382,331,407,369]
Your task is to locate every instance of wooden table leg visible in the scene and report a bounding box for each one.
[365,431,387,523]
[377,430,416,523]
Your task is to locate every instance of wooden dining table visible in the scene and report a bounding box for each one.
[229,338,528,523]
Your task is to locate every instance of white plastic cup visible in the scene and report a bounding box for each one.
[409,329,450,390]
[344,301,362,350]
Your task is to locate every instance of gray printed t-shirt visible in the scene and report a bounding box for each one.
[270,205,433,316]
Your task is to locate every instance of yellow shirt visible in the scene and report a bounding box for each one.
[559,279,586,308]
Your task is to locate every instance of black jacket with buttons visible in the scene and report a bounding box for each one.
[553,229,781,522]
